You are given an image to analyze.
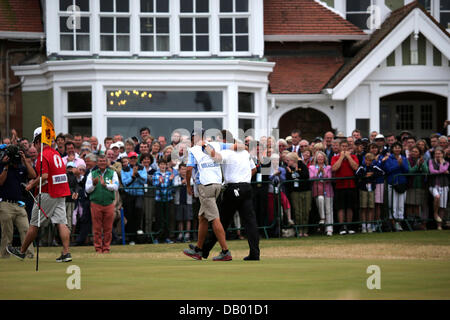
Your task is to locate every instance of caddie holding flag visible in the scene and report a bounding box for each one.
[7,116,73,264]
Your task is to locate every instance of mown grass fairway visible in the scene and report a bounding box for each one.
[1,231,449,300]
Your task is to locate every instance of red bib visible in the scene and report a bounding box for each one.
[35,146,71,198]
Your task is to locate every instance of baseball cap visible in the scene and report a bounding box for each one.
[361,138,369,144]
[375,134,385,140]
[66,161,76,168]
[314,137,323,142]
[111,143,119,149]
[116,141,125,148]
[336,131,346,138]
[285,136,292,142]
[354,139,363,145]
[32,127,42,143]
[128,151,138,158]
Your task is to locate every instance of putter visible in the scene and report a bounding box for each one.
[21,183,49,219]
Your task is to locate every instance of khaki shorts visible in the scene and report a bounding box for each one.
[30,193,67,227]
[360,190,375,209]
[198,184,222,222]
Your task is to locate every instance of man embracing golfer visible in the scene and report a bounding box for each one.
[183,128,231,261]
[7,127,72,262]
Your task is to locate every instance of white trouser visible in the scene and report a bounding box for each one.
[388,185,407,220]
[315,196,333,232]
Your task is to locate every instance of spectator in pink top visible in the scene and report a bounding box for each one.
[428,147,449,230]
[309,151,334,236]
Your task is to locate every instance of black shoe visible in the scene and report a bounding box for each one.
[189,244,209,259]
[6,245,25,260]
[56,252,72,262]
[243,256,260,261]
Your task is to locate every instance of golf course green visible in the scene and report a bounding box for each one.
[1,230,449,300]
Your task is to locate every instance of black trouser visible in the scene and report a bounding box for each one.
[203,183,260,259]
[123,194,144,242]
[155,201,170,241]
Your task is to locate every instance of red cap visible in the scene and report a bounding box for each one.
[128,152,138,158]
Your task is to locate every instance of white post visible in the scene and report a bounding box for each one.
[227,84,239,138]
[370,83,380,133]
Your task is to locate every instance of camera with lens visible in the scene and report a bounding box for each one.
[0,144,21,166]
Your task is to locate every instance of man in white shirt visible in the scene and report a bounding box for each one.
[202,137,260,260]
[183,128,232,261]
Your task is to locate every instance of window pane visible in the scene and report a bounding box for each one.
[239,119,254,132]
[180,35,193,51]
[236,35,248,51]
[141,17,154,33]
[107,90,223,112]
[117,35,130,51]
[156,0,169,12]
[220,36,233,51]
[180,18,193,33]
[108,118,222,144]
[238,92,254,113]
[69,118,92,136]
[117,17,130,33]
[347,13,370,29]
[180,0,193,12]
[440,12,450,29]
[68,91,92,112]
[79,16,90,33]
[235,18,248,33]
[220,0,232,12]
[100,0,114,12]
[76,35,90,50]
[236,0,248,12]
[100,17,114,33]
[220,18,232,33]
[196,0,209,12]
[156,18,169,33]
[196,35,209,51]
[346,0,371,12]
[196,18,208,33]
[60,34,74,50]
[60,0,73,11]
[141,0,153,12]
[101,35,114,50]
[60,16,73,32]
[116,0,129,12]
[441,1,450,10]
[76,0,89,11]
[156,36,170,51]
[141,35,154,51]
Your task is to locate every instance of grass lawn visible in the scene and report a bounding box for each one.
[1,230,449,300]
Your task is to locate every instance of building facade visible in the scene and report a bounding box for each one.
[3,0,450,143]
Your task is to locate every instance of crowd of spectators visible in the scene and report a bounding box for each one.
[1,122,449,252]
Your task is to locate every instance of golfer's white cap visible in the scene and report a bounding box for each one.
[375,134,385,140]
[33,127,42,142]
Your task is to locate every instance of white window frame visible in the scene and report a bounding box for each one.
[49,0,261,57]
[58,0,92,55]
[439,0,450,30]
[217,0,250,56]
[63,87,94,135]
[98,0,132,55]
[178,0,211,56]
[345,0,376,32]
[138,0,171,56]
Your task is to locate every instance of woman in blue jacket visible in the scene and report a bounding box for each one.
[381,142,410,231]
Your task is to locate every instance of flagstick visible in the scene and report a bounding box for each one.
[36,140,43,272]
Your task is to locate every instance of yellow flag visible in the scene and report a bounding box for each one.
[41,116,55,146]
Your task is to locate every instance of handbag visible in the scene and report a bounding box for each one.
[393,183,407,194]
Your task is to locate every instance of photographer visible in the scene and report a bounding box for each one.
[0,145,36,258]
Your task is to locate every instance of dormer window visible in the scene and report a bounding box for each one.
[346,0,375,30]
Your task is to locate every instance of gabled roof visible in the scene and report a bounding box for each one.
[268,56,344,94]
[264,0,366,40]
[326,1,450,93]
[0,0,43,33]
